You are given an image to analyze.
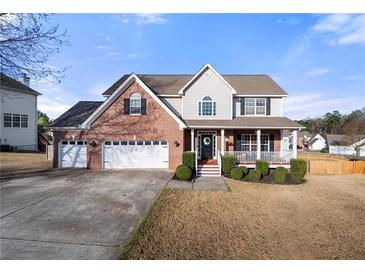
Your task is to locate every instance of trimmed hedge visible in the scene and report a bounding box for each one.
[175,165,192,180]
[274,166,287,184]
[290,159,307,179]
[256,160,269,176]
[182,151,195,169]
[238,166,248,177]
[247,169,262,181]
[230,167,243,180]
[222,155,236,175]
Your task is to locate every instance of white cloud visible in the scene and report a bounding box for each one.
[136,14,168,25]
[306,67,333,77]
[344,74,365,81]
[284,92,365,119]
[312,14,365,46]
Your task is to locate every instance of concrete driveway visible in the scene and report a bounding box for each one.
[0,169,172,259]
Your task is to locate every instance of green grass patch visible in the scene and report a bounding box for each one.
[119,188,172,260]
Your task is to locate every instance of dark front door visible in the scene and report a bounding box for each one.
[201,134,213,160]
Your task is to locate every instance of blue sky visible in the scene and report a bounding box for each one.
[32,14,365,119]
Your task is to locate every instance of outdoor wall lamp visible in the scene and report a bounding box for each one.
[174,140,180,147]
[90,141,97,147]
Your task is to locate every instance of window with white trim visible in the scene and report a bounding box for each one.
[198,96,216,116]
[130,93,141,114]
[21,115,28,128]
[13,114,20,128]
[240,134,270,151]
[245,98,266,115]
[4,113,12,127]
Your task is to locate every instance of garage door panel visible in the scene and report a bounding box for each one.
[103,141,168,169]
[60,141,87,168]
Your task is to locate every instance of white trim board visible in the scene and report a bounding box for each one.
[178,63,237,95]
[81,74,186,129]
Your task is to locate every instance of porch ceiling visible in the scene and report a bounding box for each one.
[185,117,304,129]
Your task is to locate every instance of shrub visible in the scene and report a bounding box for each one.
[247,169,262,182]
[175,165,192,180]
[238,166,248,177]
[222,155,236,175]
[256,160,269,176]
[290,159,307,179]
[290,172,304,182]
[182,151,195,169]
[321,148,329,153]
[230,167,243,180]
[274,166,287,184]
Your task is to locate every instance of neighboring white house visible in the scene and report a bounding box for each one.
[0,73,41,151]
[327,134,365,157]
[306,133,326,150]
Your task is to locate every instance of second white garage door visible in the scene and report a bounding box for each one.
[103,140,169,169]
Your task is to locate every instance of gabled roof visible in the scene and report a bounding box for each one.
[0,72,41,95]
[177,63,237,95]
[327,134,365,146]
[102,73,287,97]
[306,133,325,144]
[50,101,103,128]
[81,74,186,129]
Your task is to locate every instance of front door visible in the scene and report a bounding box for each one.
[201,134,213,160]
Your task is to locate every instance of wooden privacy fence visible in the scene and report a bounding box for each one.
[299,154,365,175]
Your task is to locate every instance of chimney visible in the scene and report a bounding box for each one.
[22,73,30,87]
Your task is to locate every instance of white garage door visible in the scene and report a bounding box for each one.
[103,140,169,169]
[60,140,87,168]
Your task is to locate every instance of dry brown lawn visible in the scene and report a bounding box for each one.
[0,152,52,180]
[124,174,365,259]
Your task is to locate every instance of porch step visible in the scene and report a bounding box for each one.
[198,165,220,169]
[196,164,221,177]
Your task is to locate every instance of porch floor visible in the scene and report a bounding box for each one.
[198,159,218,165]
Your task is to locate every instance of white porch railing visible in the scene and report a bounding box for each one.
[225,150,293,164]
[217,150,222,175]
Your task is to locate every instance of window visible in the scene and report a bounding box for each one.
[245,98,266,115]
[12,114,20,128]
[21,115,28,128]
[199,96,216,116]
[130,93,141,115]
[240,134,269,151]
[4,113,11,127]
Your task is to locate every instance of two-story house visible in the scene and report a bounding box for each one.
[50,64,304,176]
[1,73,41,151]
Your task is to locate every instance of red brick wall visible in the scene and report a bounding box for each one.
[53,81,184,170]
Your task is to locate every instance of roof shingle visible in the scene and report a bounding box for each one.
[0,72,41,95]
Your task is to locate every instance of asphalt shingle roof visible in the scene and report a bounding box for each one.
[102,74,287,96]
[0,72,41,95]
[186,117,304,129]
[50,101,103,128]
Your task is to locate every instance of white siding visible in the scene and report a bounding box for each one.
[233,97,241,117]
[182,67,232,120]
[329,145,365,156]
[0,88,38,150]
[308,137,326,150]
[163,97,182,115]
[270,98,283,116]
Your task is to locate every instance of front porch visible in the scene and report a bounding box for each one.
[186,128,299,175]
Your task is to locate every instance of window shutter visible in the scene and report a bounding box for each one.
[141,98,147,115]
[266,98,271,116]
[270,134,274,151]
[198,102,201,115]
[236,134,241,150]
[213,102,216,115]
[124,99,130,115]
[240,98,245,115]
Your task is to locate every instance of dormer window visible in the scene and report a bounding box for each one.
[130,93,141,115]
[199,96,216,116]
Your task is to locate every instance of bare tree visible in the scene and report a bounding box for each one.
[343,115,365,156]
[0,13,69,82]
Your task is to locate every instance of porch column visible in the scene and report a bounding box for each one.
[292,130,298,158]
[221,129,225,154]
[191,129,195,152]
[256,129,261,160]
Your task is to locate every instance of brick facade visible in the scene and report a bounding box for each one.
[53,81,184,170]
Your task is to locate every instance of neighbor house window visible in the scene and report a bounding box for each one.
[245,98,266,115]
[12,114,20,128]
[21,115,28,128]
[130,93,141,115]
[240,134,269,151]
[198,96,216,116]
[4,113,12,127]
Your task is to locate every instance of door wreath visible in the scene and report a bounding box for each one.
[203,137,211,145]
